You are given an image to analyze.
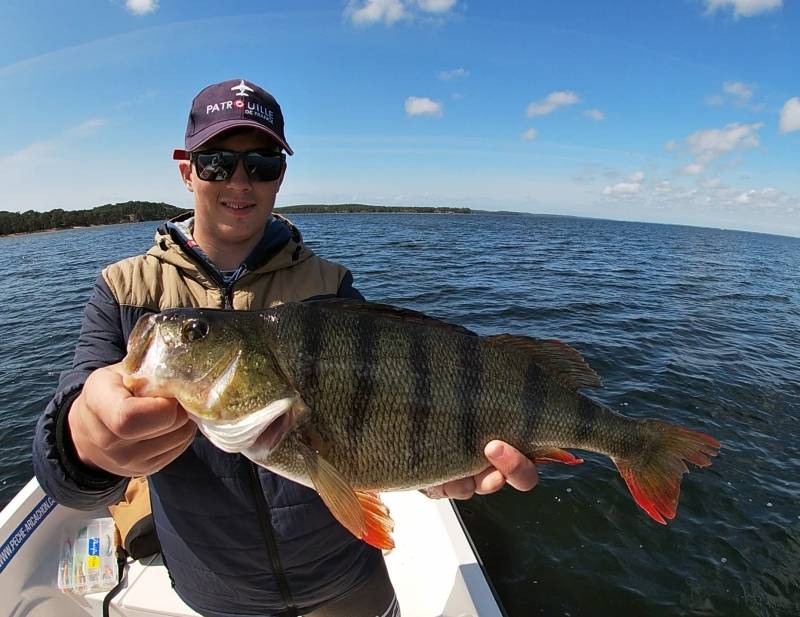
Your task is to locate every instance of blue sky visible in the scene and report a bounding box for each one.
[1,0,798,236]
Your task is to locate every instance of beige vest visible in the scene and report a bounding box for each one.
[101,221,350,310]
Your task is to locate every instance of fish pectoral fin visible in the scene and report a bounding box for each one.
[485,335,602,389]
[531,447,584,465]
[299,443,395,550]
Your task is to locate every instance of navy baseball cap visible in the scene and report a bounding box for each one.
[184,79,293,155]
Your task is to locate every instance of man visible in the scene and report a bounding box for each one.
[33,79,538,617]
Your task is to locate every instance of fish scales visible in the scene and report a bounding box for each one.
[267,302,607,490]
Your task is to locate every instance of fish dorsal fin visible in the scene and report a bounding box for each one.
[298,440,395,550]
[485,334,602,389]
[303,298,478,337]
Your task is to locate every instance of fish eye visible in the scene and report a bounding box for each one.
[181,319,209,343]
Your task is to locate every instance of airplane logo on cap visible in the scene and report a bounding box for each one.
[231,80,254,97]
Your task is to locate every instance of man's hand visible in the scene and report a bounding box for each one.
[424,440,539,499]
[68,363,197,477]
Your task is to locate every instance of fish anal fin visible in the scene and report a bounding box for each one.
[299,442,395,550]
[355,491,395,551]
[486,335,602,389]
[532,447,584,465]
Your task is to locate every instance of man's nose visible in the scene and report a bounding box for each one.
[225,159,253,190]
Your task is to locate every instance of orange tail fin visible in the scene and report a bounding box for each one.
[612,421,720,524]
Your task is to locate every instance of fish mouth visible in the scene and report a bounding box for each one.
[123,314,156,381]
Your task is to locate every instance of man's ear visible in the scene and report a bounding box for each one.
[178,161,194,192]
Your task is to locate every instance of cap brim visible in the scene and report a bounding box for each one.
[186,120,293,155]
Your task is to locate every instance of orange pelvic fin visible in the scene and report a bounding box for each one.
[612,421,720,524]
[532,447,584,465]
[299,441,395,550]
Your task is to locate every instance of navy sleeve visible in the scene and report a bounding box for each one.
[32,273,128,510]
[336,270,365,300]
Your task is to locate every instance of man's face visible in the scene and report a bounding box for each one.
[179,129,285,248]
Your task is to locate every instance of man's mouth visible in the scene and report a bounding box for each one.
[222,201,256,211]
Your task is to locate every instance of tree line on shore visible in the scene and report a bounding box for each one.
[0,202,187,236]
[1,202,475,236]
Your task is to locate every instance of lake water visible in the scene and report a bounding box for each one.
[1,214,798,616]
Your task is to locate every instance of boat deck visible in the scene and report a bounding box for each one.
[1,481,505,617]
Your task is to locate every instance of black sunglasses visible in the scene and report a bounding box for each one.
[173,149,285,182]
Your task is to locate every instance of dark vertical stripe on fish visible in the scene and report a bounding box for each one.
[573,396,598,445]
[298,305,323,401]
[457,335,482,455]
[522,360,547,442]
[409,329,431,474]
[347,314,377,449]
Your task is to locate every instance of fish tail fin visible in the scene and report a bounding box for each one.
[612,420,720,524]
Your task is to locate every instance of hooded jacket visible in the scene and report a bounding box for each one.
[32,213,381,617]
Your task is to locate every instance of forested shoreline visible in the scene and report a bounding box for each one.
[0,202,188,236]
[1,202,480,236]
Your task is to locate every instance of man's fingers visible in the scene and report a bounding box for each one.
[474,467,506,495]
[484,440,539,492]
[109,396,183,440]
[139,425,198,474]
[443,476,476,500]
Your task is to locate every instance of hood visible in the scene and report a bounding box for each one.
[148,211,313,288]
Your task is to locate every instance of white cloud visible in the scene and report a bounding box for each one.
[521,128,538,141]
[681,163,706,175]
[347,0,408,25]
[346,0,457,25]
[706,81,760,109]
[66,118,109,138]
[654,180,672,193]
[526,91,580,117]
[415,0,457,12]
[583,109,605,121]
[736,187,783,205]
[405,96,443,117]
[779,97,800,134]
[723,80,754,101]
[438,67,469,81]
[686,122,762,163]
[603,171,644,196]
[704,0,782,17]
[0,118,108,168]
[665,140,679,152]
[125,0,159,15]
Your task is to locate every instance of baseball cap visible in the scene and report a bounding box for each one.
[184,79,293,155]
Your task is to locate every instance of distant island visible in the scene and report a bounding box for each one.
[276,204,472,215]
[0,202,188,236]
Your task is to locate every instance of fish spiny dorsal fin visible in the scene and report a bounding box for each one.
[303,299,478,337]
[485,335,602,390]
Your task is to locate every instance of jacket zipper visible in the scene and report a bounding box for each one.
[223,272,295,615]
[249,463,299,617]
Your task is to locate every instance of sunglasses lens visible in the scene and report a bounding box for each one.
[195,152,237,181]
[194,151,283,182]
[243,152,283,181]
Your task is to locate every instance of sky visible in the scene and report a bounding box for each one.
[0,0,798,236]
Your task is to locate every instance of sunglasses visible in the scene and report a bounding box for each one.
[172,149,285,182]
